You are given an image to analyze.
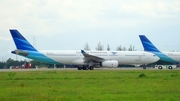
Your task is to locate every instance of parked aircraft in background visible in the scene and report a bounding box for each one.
[10,29,159,70]
[139,35,180,69]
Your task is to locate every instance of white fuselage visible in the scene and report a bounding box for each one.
[159,51,180,62]
[38,50,159,65]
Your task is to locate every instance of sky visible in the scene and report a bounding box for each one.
[0,0,180,61]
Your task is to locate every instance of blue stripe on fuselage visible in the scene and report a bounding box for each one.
[16,50,60,64]
[150,52,178,63]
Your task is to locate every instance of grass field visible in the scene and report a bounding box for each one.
[0,70,180,101]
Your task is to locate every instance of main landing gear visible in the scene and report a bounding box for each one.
[142,64,147,70]
[77,66,94,70]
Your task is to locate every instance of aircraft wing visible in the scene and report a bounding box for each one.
[81,50,104,62]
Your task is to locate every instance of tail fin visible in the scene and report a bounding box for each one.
[10,29,60,64]
[139,35,160,52]
[10,29,37,51]
[139,35,178,63]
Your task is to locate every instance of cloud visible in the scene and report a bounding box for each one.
[0,0,180,60]
[118,1,180,18]
[0,36,11,41]
[1,0,179,34]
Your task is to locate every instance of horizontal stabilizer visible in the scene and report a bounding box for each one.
[11,50,28,56]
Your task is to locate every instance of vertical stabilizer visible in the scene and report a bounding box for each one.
[10,29,37,51]
[139,35,160,52]
[139,35,178,63]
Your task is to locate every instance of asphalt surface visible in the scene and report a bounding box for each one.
[0,67,180,72]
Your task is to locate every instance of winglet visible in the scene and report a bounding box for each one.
[139,35,160,52]
[10,29,37,51]
[81,50,87,55]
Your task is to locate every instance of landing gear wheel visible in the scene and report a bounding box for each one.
[78,67,82,70]
[89,66,94,70]
[168,66,172,69]
[158,66,162,69]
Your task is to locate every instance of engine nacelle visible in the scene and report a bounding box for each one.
[100,60,118,67]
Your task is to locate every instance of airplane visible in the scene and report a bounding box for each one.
[139,35,180,65]
[9,29,159,70]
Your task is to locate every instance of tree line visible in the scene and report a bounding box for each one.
[84,42,136,51]
[0,58,48,69]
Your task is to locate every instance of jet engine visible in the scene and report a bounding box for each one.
[100,60,118,67]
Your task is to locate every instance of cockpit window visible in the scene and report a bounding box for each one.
[153,55,156,56]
